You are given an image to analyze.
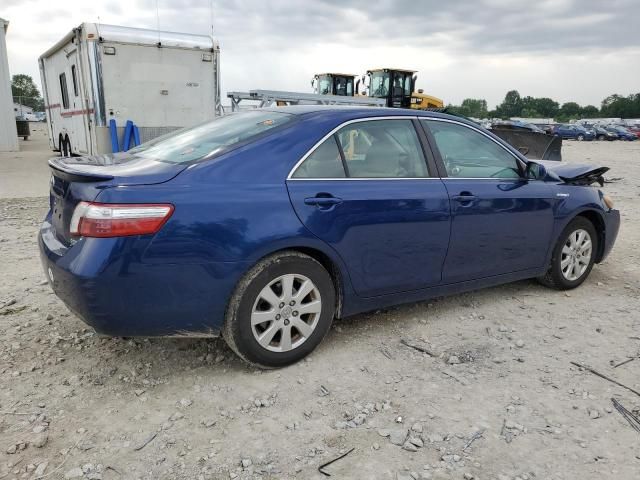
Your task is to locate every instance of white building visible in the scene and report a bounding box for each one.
[0,17,19,151]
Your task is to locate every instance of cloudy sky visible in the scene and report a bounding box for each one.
[3,0,640,108]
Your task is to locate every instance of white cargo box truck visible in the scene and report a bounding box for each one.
[39,23,220,156]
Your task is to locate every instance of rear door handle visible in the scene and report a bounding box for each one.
[304,196,343,207]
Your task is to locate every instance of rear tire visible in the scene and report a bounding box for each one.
[537,217,598,290]
[223,251,335,368]
[597,134,605,141]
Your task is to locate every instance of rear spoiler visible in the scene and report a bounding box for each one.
[48,157,115,183]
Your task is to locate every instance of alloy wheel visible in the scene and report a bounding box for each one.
[251,274,322,353]
[561,229,592,281]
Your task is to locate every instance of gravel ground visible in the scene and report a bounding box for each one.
[1,140,639,480]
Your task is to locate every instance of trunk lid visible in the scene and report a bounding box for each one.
[48,152,187,185]
[48,153,186,245]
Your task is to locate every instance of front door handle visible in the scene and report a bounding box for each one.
[304,196,343,208]
[451,192,477,204]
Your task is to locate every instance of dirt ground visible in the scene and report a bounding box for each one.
[1,134,639,480]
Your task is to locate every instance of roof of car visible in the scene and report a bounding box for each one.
[261,104,459,121]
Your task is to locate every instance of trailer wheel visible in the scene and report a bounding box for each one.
[58,135,65,156]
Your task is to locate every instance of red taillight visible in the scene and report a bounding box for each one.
[70,202,174,238]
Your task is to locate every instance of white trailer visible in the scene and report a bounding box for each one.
[39,23,220,156]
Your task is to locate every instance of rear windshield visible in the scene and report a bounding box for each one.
[128,111,293,163]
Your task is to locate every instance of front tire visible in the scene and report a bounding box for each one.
[223,251,335,368]
[577,134,585,141]
[537,217,598,290]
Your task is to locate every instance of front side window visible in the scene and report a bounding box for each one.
[59,73,69,109]
[337,120,427,178]
[129,111,293,164]
[293,119,428,179]
[423,120,521,179]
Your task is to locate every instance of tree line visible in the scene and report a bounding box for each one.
[12,74,44,111]
[447,90,640,122]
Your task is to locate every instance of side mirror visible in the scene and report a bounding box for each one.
[525,161,546,180]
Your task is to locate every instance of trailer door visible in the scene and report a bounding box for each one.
[67,55,89,154]
[99,43,216,134]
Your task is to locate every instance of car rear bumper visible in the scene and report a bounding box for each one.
[599,208,620,262]
[38,218,249,337]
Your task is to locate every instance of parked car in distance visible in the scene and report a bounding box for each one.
[624,125,640,138]
[592,126,617,141]
[606,126,637,141]
[39,107,620,367]
[553,124,595,141]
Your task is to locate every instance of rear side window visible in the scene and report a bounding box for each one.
[59,73,69,109]
[293,119,428,179]
[292,137,345,178]
[337,120,427,178]
[129,111,293,164]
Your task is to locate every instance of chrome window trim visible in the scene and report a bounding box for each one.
[287,116,432,181]
[420,117,527,175]
[288,177,443,181]
[441,177,527,181]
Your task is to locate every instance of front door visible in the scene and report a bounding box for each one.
[287,118,451,297]
[421,119,556,284]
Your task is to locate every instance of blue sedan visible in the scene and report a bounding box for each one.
[606,126,637,141]
[39,107,620,367]
[553,124,596,141]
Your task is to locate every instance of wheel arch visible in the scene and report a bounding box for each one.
[575,210,606,263]
[292,246,345,318]
[243,244,348,319]
[546,207,607,268]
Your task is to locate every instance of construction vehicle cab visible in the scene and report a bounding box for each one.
[366,68,444,110]
[367,68,414,108]
[311,73,356,96]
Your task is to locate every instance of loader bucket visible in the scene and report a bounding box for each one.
[491,127,562,161]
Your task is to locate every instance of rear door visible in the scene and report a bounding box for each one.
[421,119,555,283]
[287,118,451,298]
